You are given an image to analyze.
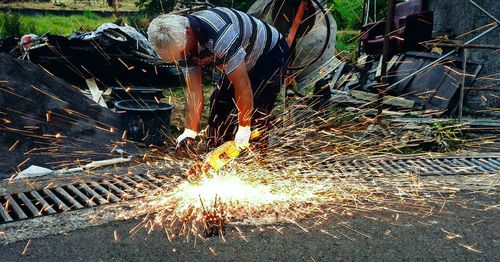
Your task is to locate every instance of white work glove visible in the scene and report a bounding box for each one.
[234,125,251,149]
[176,128,197,149]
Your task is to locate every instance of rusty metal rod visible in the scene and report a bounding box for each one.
[424,42,500,49]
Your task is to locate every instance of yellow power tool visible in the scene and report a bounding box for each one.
[188,130,261,179]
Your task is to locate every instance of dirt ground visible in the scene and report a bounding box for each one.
[0,191,498,261]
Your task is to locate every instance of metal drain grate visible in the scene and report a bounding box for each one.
[1,155,499,225]
[319,155,500,177]
[0,173,171,225]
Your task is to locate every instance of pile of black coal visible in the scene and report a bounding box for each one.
[0,53,131,178]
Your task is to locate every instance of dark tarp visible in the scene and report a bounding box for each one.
[0,53,130,178]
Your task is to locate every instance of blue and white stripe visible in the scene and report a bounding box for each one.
[191,7,280,74]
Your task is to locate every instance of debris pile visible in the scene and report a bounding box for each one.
[0,53,127,177]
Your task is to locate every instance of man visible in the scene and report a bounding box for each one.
[147,7,289,151]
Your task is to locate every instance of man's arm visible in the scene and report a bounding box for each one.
[227,62,253,127]
[184,66,204,132]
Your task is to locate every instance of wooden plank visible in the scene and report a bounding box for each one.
[388,117,500,127]
[330,62,346,91]
[387,55,400,72]
[425,67,460,111]
[376,55,384,78]
[350,90,415,108]
[388,55,426,94]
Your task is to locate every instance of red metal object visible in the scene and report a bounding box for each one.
[286,0,308,47]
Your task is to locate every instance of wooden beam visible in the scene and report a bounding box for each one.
[378,0,396,114]
[351,90,415,108]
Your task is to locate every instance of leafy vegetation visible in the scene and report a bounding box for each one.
[431,121,467,152]
[329,0,365,30]
[134,0,175,16]
[0,11,113,38]
[0,13,21,38]
[0,1,378,56]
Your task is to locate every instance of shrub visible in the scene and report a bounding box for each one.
[135,0,175,16]
[0,13,21,38]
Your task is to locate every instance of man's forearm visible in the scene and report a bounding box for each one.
[185,91,203,131]
[234,81,253,127]
[184,67,203,131]
[228,62,253,127]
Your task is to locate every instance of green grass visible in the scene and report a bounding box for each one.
[329,0,364,30]
[336,32,359,56]
[0,11,114,38]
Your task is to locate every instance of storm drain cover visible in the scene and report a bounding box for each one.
[1,155,499,225]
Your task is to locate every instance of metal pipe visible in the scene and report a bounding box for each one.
[423,42,500,49]
[358,0,371,58]
[468,0,500,24]
[363,0,371,25]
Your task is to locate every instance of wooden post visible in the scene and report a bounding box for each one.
[357,0,371,58]
[377,0,395,115]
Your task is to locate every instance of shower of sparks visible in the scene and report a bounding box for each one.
[121,97,496,241]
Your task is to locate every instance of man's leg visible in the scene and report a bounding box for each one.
[248,38,289,149]
[206,76,238,151]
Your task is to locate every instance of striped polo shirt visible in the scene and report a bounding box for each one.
[186,7,281,74]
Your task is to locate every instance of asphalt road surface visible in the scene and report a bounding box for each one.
[1,192,499,261]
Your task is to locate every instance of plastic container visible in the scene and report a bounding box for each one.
[115,100,174,146]
[111,87,164,101]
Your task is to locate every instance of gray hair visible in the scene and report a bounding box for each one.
[147,14,190,59]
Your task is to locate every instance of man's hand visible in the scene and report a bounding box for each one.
[234,125,251,149]
[175,128,198,156]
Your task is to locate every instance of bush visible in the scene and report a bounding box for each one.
[135,0,175,16]
[134,0,255,18]
[83,10,99,20]
[0,13,21,38]
[211,0,254,11]
[127,13,150,34]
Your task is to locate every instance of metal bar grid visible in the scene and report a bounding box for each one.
[0,156,498,225]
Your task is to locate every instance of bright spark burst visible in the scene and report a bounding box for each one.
[119,81,499,241]
[0,19,497,244]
